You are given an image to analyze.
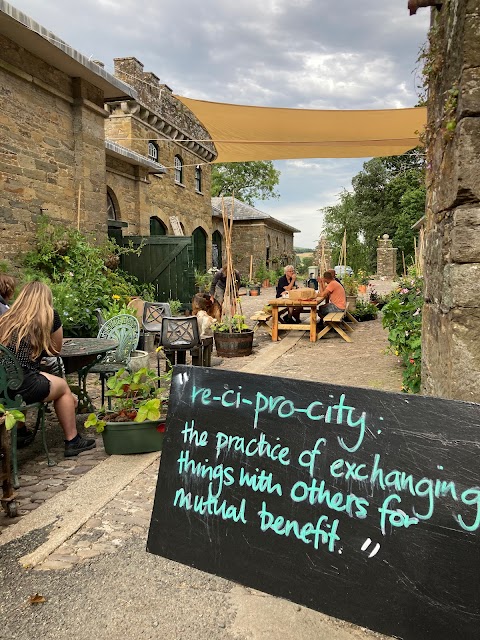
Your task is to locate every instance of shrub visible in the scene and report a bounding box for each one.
[382,273,423,393]
[22,216,144,337]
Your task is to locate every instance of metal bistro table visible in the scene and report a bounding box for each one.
[268,299,320,342]
[60,338,118,412]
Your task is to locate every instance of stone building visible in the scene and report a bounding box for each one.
[212,197,299,278]
[105,57,217,270]
[0,1,135,260]
[0,2,217,272]
[421,2,480,402]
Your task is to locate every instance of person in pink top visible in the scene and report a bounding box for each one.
[317,271,346,319]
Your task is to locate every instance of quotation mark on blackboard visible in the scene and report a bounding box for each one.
[361,538,381,558]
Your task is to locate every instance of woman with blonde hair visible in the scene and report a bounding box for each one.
[0,281,95,456]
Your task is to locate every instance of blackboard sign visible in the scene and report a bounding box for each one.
[147,366,480,639]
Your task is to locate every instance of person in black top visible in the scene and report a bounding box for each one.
[209,265,241,305]
[0,281,95,457]
[276,265,301,323]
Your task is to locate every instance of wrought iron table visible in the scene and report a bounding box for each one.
[60,338,118,412]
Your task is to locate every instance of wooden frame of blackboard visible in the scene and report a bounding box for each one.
[148,365,480,640]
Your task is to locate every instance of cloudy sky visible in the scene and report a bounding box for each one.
[13,0,429,248]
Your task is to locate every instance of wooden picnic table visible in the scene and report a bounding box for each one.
[268,299,320,342]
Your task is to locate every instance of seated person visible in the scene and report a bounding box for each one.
[317,271,347,319]
[276,265,301,323]
[0,281,95,456]
[0,273,15,315]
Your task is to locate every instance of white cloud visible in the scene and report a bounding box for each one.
[10,0,429,248]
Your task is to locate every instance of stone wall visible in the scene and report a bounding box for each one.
[225,220,295,279]
[422,1,480,401]
[376,234,397,278]
[0,33,109,262]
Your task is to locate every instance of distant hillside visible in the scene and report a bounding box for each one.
[294,246,314,254]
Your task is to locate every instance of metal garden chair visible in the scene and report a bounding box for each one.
[159,316,201,372]
[142,302,172,350]
[87,314,140,407]
[0,345,51,492]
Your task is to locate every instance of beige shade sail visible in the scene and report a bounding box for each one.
[176,96,426,163]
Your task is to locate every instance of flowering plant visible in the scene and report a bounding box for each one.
[356,269,369,285]
[382,272,423,393]
[84,366,170,432]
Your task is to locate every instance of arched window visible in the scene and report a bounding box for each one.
[107,190,117,220]
[150,216,167,236]
[212,230,222,268]
[192,226,207,272]
[195,165,202,192]
[174,155,183,184]
[148,141,159,162]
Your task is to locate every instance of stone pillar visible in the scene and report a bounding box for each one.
[422,2,480,402]
[376,234,397,278]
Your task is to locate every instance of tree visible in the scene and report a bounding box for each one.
[321,190,368,272]
[211,161,280,205]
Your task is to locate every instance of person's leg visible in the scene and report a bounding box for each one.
[41,372,78,440]
[40,372,95,456]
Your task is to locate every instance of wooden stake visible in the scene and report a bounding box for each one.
[249,255,253,281]
[402,251,407,277]
[77,184,82,231]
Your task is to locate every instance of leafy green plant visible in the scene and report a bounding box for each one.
[21,216,147,337]
[356,269,369,285]
[350,300,378,321]
[342,274,359,296]
[84,366,170,433]
[194,270,212,292]
[102,295,138,321]
[382,273,423,393]
[167,299,183,316]
[214,314,249,333]
[0,403,25,431]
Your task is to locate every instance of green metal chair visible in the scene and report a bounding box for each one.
[0,345,51,489]
[87,314,140,407]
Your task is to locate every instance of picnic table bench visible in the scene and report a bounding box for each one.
[317,308,353,342]
[250,311,273,336]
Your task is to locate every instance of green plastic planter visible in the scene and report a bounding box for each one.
[101,420,165,455]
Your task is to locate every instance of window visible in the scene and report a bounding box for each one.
[107,190,117,220]
[148,141,159,162]
[174,155,183,184]
[195,165,202,192]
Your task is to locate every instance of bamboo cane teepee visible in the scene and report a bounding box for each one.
[220,196,243,329]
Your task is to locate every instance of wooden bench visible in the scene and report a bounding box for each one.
[317,309,353,343]
[250,311,273,336]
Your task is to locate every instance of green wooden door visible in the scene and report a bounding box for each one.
[192,227,207,272]
[121,236,195,303]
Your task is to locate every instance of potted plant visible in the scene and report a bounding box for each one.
[342,274,359,311]
[350,300,378,322]
[356,270,369,294]
[246,280,261,296]
[194,270,212,293]
[213,314,254,357]
[85,366,169,455]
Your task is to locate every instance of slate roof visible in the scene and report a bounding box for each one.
[211,197,300,233]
